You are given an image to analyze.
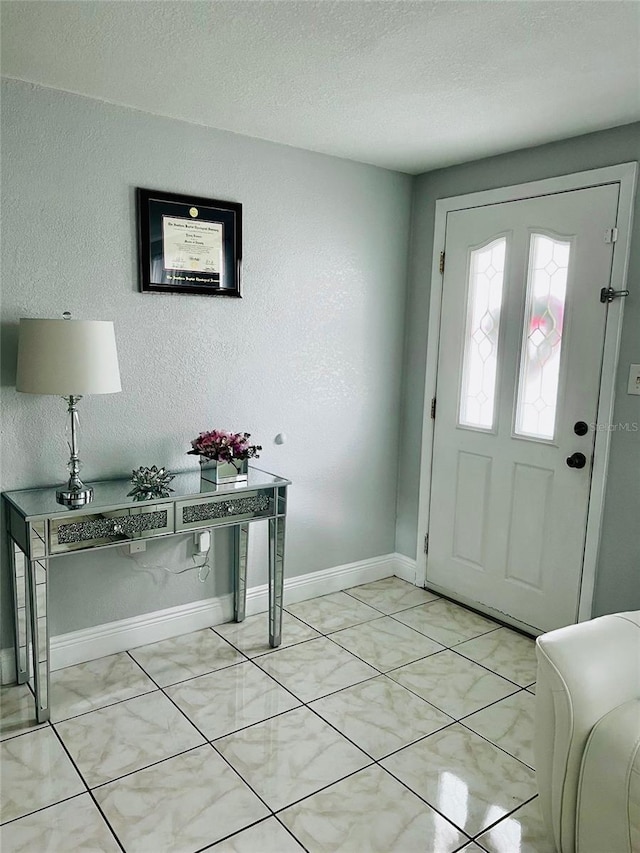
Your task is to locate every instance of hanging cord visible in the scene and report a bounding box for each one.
[127,540,212,583]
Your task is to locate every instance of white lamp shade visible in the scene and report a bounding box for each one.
[16,318,122,395]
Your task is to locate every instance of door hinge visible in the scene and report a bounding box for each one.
[439,251,445,274]
[430,397,437,419]
[424,533,429,555]
[604,228,618,244]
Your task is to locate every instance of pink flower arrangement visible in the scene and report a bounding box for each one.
[188,430,262,462]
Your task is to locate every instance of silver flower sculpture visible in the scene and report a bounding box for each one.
[127,466,175,500]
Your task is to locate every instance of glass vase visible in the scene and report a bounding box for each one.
[199,456,249,486]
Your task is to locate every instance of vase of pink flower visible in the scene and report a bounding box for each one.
[188,430,261,486]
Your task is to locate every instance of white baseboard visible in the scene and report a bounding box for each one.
[243,552,398,617]
[392,553,417,584]
[51,594,236,672]
[1,552,414,681]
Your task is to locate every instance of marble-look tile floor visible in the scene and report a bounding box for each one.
[0,577,555,853]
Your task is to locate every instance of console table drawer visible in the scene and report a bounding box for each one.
[49,504,174,553]
[176,490,273,531]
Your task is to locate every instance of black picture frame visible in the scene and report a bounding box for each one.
[136,188,242,297]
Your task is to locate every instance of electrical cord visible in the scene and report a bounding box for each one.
[128,542,212,583]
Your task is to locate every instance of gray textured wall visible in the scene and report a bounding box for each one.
[397,122,640,616]
[0,79,412,642]
[2,80,636,653]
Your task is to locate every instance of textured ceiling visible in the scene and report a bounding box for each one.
[2,1,639,174]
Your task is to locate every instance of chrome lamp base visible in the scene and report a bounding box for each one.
[56,484,94,508]
[56,394,94,508]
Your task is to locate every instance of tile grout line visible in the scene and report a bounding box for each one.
[49,633,258,725]
[4,586,539,848]
[43,654,533,850]
[186,808,314,853]
[208,656,383,816]
[385,614,503,646]
[272,813,312,853]
[189,817,276,853]
[192,599,537,788]
[6,653,275,838]
[303,637,520,728]
[18,652,305,822]
[456,718,536,772]
[48,685,158,725]
[48,650,283,849]
[228,603,520,846]
[0,720,53,745]
[283,705,470,839]
[448,645,537,689]
[0,790,86,829]
[283,596,518,688]
[48,723,127,853]
[201,645,498,845]
[340,586,441,615]
[126,650,280,822]
[471,793,540,843]
[251,600,540,842]
[158,634,471,844]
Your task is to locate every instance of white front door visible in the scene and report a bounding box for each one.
[428,183,620,633]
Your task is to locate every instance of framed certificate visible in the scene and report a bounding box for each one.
[136,188,242,297]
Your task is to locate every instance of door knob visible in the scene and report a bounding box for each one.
[574,421,589,436]
[566,452,587,469]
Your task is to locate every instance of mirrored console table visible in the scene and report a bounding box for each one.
[2,466,290,722]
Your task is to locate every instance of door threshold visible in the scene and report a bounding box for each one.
[423,582,543,639]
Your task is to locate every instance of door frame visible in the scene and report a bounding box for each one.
[415,163,637,626]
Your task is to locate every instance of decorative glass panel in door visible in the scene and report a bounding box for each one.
[458,237,506,430]
[515,233,571,441]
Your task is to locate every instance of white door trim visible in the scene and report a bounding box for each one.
[416,163,638,624]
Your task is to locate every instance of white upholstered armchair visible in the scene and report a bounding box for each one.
[535,611,640,853]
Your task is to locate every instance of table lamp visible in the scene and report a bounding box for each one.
[16,315,122,507]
